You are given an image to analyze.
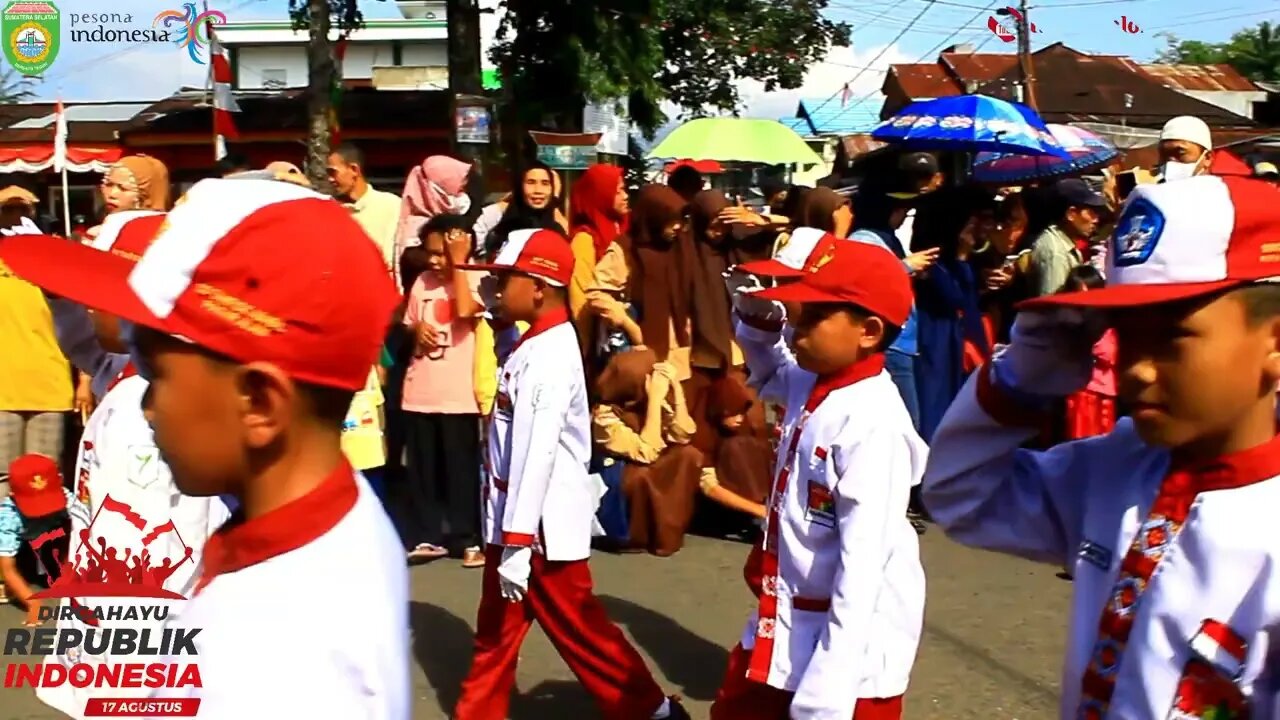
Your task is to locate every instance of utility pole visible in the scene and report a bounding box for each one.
[1015,0,1038,110]
[447,0,486,163]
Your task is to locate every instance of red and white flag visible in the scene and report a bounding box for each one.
[210,29,240,160]
[52,99,68,172]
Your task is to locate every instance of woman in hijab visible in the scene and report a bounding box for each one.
[592,349,702,557]
[481,163,568,258]
[396,155,472,273]
[796,186,853,237]
[568,164,628,331]
[696,374,771,520]
[97,155,171,221]
[627,184,692,379]
[911,189,992,441]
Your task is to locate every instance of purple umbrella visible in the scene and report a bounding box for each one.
[973,124,1119,184]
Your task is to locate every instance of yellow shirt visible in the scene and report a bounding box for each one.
[0,258,71,411]
[341,368,386,470]
[347,187,403,272]
[473,318,530,416]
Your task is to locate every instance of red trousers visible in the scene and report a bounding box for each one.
[711,644,904,720]
[454,545,666,720]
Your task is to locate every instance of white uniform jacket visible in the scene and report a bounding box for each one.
[483,309,597,561]
[39,374,231,719]
[924,366,1280,719]
[736,322,927,719]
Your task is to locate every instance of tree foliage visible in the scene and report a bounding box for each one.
[0,67,34,104]
[1155,22,1280,83]
[490,0,851,137]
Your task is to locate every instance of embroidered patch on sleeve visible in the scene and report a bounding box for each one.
[1077,539,1113,571]
[805,481,836,528]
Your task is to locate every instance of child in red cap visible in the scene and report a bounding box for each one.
[453,229,688,720]
[0,178,410,718]
[0,454,85,626]
[716,236,927,720]
[924,174,1280,717]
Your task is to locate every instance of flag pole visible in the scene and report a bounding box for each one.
[57,90,70,237]
[204,0,219,162]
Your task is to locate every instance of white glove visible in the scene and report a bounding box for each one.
[0,216,41,236]
[723,267,785,325]
[991,308,1105,398]
[497,546,532,602]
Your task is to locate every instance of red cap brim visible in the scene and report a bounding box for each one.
[738,258,804,278]
[0,234,164,328]
[12,489,65,519]
[752,283,849,304]
[456,262,566,287]
[1017,279,1248,310]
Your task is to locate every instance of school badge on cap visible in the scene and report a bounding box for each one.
[1022,174,1280,309]
[1112,196,1165,268]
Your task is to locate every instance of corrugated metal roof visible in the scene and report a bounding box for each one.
[973,45,1256,127]
[939,53,1017,85]
[8,103,154,128]
[1139,63,1259,92]
[888,63,962,99]
[786,98,881,137]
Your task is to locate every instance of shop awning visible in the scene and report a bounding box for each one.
[0,145,123,173]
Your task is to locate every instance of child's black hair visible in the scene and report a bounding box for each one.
[829,302,902,352]
[1061,264,1106,293]
[418,212,474,242]
[298,382,358,428]
[1236,282,1280,325]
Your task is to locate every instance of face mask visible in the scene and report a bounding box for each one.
[1160,159,1201,182]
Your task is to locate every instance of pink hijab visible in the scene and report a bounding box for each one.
[396,155,472,271]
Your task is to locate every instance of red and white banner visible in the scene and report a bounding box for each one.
[0,145,122,174]
[52,100,68,172]
[210,29,240,160]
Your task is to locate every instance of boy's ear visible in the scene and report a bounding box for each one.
[1263,317,1280,389]
[858,314,886,351]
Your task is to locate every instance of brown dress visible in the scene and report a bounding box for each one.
[593,349,704,556]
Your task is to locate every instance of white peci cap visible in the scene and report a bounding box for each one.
[1159,116,1212,151]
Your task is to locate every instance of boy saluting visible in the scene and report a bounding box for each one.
[717,237,927,720]
[453,229,688,720]
[924,175,1280,717]
[0,178,409,718]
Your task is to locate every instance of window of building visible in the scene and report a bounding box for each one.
[260,68,288,89]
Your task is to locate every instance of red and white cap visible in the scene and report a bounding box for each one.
[459,228,574,287]
[87,209,168,260]
[1024,175,1280,309]
[738,227,837,277]
[0,178,398,391]
[754,239,913,327]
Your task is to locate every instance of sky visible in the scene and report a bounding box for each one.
[15,0,1280,121]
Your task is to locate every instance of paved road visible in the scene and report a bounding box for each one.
[0,530,1069,719]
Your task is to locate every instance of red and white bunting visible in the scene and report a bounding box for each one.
[210,29,240,159]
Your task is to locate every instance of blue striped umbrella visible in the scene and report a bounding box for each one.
[973,124,1120,184]
[872,94,1069,158]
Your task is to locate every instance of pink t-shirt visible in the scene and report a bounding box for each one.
[402,271,483,414]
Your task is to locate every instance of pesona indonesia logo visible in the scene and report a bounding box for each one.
[68,4,227,64]
[2,494,202,716]
[153,3,227,64]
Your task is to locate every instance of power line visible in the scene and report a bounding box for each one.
[803,0,942,122]
[829,0,1001,121]
[1144,8,1279,32]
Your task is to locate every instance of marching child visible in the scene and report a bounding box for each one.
[716,239,927,720]
[453,228,688,720]
[0,178,410,718]
[923,175,1280,717]
[5,211,234,719]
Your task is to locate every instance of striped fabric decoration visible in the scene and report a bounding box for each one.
[210,29,240,160]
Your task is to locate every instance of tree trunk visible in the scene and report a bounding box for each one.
[304,0,335,191]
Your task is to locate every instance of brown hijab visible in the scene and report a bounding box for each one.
[628,185,690,359]
[685,190,736,369]
[798,187,847,234]
[596,348,659,430]
[113,155,171,210]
